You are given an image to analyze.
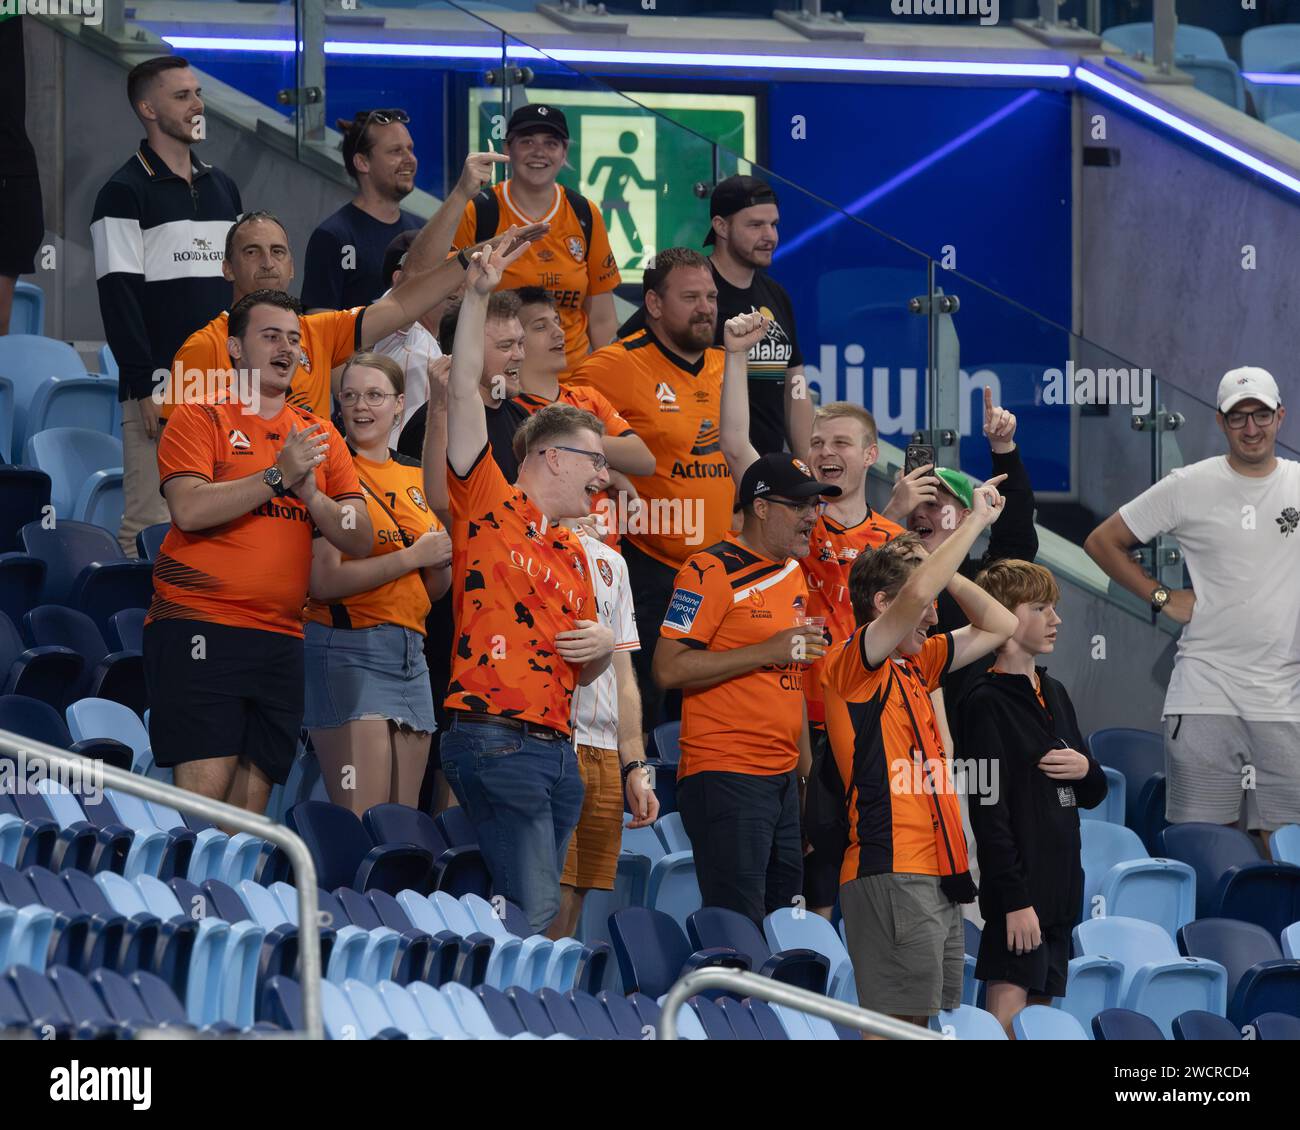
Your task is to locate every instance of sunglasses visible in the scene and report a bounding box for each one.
[355,108,410,129]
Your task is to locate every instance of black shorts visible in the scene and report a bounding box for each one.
[974,915,1071,998]
[0,174,44,278]
[143,619,304,785]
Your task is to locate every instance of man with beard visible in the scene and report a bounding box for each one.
[620,175,808,459]
[569,247,732,728]
[302,109,425,312]
[91,56,242,555]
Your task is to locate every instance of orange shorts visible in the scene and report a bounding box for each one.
[561,744,624,891]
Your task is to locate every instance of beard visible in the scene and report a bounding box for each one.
[664,317,715,355]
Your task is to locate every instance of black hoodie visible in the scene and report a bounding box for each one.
[955,666,1107,927]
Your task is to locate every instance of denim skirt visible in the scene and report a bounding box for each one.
[303,620,438,733]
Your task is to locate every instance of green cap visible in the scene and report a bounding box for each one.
[933,467,974,511]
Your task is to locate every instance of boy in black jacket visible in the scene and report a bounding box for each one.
[956,560,1107,1037]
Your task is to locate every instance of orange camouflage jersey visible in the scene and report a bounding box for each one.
[444,443,597,734]
[454,181,620,369]
[166,306,364,419]
[660,532,810,778]
[304,449,442,635]
[802,507,904,726]
[149,398,363,637]
[569,330,733,569]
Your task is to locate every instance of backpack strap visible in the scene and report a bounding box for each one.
[472,186,500,245]
[564,185,593,249]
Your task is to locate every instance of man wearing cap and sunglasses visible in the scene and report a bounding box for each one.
[1087,367,1300,844]
[653,452,839,924]
[453,104,622,370]
[620,174,810,461]
[303,109,425,314]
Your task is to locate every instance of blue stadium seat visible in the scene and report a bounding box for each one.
[688,994,734,1040]
[287,801,435,895]
[10,282,44,337]
[8,964,107,1039]
[66,696,152,775]
[1283,922,1300,960]
[106,608,145,654]
[645,847,702,931]
[1012,1004,1087,1040]
[0,609,82,710]
[362,803,490,898]
[1172,1010,1242,1041]
[23,607,145,716]
[1135,773,1170,854]
[1251,1011,1300,1040]
[688,907,829,994]
[1074,916,1228,1036]
[1092,1007,1165,1041]
[459,891,609,993]
[134,523,170,563]
[402,981,471,1037]
[1180,59,1247,111]
[1080,820,1196,937]
[932,1004,1007,1040]
[1159,823,1300,936]
[432,982,501,1038]
[0,467,51,552]
[654,811,691,854]
[1080,765,1127,826]
[20,523,152,639]
[1087,728,1162,830]
[90,967,186,1034]
[47,964,137,1039]
[1271,825,1300,866]
[26,381,117,460]
[1243,26,1300,120]
[1178,918,1300,1027]
[1267,109,1300,141]
[963,917,981,956]
[599,986,650,1038]
[1101,22,1229,60]
[538,986,593,1038]
[764,907,857,1003]
[0,336,89,456]
[0,552,44,627]
[652,720,681,765]
[609,906,748,999]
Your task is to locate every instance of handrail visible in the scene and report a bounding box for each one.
[0,729,323,1040]
[656,968,942,1041]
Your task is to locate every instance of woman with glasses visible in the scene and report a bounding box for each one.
[303,352,452,814]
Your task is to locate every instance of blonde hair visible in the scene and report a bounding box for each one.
[974,559,1060,611]
[815,401,878,447]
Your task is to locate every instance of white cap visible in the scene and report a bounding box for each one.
[1217,366,1280,413]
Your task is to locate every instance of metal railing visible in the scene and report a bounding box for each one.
[1,729,323,1040]
[657,968,944,1041]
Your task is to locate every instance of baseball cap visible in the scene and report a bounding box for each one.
[704,174,779,246]
[1217,366,1280,413]
[506,104,569,141]
[933,467,974,511]
[381,230,420,288]
[737,453,843,510]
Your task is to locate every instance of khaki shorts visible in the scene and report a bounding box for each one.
[560,744,624,891]
[840,873,964,1018]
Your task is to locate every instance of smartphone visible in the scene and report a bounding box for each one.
[904,443,936,476]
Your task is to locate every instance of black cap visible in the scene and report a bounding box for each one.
[506,104,569,141]
[381,229,420,289]
[737,453,842,510]
[704,174,779,246]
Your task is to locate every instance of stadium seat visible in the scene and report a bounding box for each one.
[963,917,981,956]
[763,907,857,1003]
[1283,922,1300,960]
[106,608,145,654]
[932,1004,1007,1040]
[361,803,490,898]
[47,964,137,1039]
[0,335,89,456]
[1267,109,1300,142]
[1159,823,1300,936]
[653,811,691,854]
[135,522,170,563]
[65,696,152,775]
[1243,26,1300,120]
[1251,1011,1300,1040]
[1080,765,1126,826]
[1092,1008,1165,1040]
[1172,1010,1242,1040]
[10,281,44,338]
[0,609,82,710]
[1087,728,1162,830]
[8,964,108,1039]
[1180,59,1248,111]
[0,467,51,552]
[23,607,145,716]
[1080,820,1196,937]
[459,891,609,993]
[1074,916,1228,1036]
[20,523,152,639]
[645,847,702,930]
[688,907,829,994]
[1011,1004,1087,1040]
[1134,773,1170,855]
[0,553,44,631]
[0,692,134,772]
[1271,824,1300,866]
[26,381,118,462]
[1101,22,1230,61]
[1178,918,1300,1027]
[287,801,435,895]
[651,720,681,765]
[609,906,748,999]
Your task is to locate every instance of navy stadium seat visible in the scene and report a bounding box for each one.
[23,607,145,717]
[1092,1008,1166,1041]
[20,521,152,638]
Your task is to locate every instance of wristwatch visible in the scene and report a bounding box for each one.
[263,465,289,498]
[1150,585,1171,615]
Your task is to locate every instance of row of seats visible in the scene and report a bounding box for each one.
[0,335,118,466]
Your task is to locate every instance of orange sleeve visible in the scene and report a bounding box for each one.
[586,206,621,296]
[157,404,218,488]
[567,348,617,401]
[323,422,363,501]
[659,556,729,645]
[918,632,955,691]
[453,201,477,250]
[579,386,633,437]
[447,442,508,524]
[164,326,220,419]
[329,308,364,368]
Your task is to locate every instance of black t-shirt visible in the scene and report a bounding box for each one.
[300,202,423,311]
[0,16,37,175]
[618,258,802,456]
[396,396,528,485]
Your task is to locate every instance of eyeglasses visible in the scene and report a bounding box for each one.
[761,496,825,514]
[339,389,400,407]
[1223,408,1276,429]
[356,108,410,129]
[549,445,609,472]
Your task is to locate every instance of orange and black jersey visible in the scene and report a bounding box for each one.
[569,329,732,569]
[149,398,363,637]
[802,507,904,725]
[304,449,443,635]
[660,532,809,778]
[444,443,596,735]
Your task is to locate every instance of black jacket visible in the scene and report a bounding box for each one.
[956,667,1107,926]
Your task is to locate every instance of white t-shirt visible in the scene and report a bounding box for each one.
[1119,455,1300,720]
[371,297,439,430]
[569,532,639,750]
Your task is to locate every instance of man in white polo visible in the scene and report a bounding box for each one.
[1086,367,1300,844]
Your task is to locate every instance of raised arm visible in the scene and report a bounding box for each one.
[784,366,812,463]
[719,312,763,476]
[946,572,1020,672]
[979,386,1038,565]
[400,151,509,276]
[420,354,452,522]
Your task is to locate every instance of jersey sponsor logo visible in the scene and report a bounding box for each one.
[597,558,613,587]
[655,382,679,412]
[664,587,703,633]
[407,486,429,511]
[536,248,556,262]
[227,429,252,452]
[251,500,313,523]
[566,236,586,263]
[670,459,731,479]
[602,252,616,269]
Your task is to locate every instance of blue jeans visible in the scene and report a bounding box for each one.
[440,716,585,935]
